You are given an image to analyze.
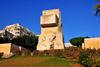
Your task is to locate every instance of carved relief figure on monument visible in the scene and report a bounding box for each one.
[42,35,46,41]
[49,34,56,49]
[49,34,56,42]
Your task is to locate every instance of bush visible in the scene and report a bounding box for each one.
[49,50,63,57]
[44,50,50,55]
[96,57,100,66]
[15,51,22,55]
[11,35,38,51]
[63,48,80,59]
[33,50,39,55]
[39,51,45,55]
[23,50,31,55]
[82,57,93,67]
[48,48,81,59]
[79,50,93,67]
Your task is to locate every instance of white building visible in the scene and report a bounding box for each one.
[4,23,35,38]
[0,30,4,37]
[64,43,76,48]
[0,30,14,38]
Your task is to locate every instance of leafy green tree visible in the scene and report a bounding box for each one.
[2,30,11,43]
[0,37,10,43]
[3,30,8,38]
[93,0,100,17]
[0,37,3,43]
[11,35,38,51]
[69,37,89,47]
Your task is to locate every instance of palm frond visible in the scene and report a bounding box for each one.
[95,0,98,2]
[93,4,100,12]
[94,9,100,16]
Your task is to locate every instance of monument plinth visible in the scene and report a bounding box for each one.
[37,9,64,50]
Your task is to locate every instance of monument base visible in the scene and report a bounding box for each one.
[37,43,64,50]
[37,32,64,50]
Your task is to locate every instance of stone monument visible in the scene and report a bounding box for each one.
[37,9,64,50]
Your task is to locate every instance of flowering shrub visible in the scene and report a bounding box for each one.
[23,50,31,55]
[15,51,22,55]
[33,50,39,55]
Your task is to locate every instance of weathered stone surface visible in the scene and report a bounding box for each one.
[82,38,100,50]
[0,43,11,55]
[37,9,64,50]
[41,14,58,26]
[2,53,15,58]
[0,43,27,55]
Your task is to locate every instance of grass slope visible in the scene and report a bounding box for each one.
[0,55,80,67]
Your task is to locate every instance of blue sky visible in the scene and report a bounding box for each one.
[0,0,99,43]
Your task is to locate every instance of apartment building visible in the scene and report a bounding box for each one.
[0,30,4,37]
[4,23,35,38]
[0,30,13,38]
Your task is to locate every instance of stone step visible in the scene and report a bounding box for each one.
[2,53,15,59]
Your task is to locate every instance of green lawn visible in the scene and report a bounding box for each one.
[0,55,82,67]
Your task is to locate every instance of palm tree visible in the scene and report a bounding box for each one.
[93,0,100,17]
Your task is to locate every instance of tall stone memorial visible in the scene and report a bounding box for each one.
[37,9,64,50]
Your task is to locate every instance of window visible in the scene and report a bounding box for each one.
[11,28,13,32]
[16,25,19,27]
[15,32,20,34]
[15,29,20,31]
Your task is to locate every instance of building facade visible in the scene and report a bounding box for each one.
[0,30,4,37]
[0,30,13,38]
[4,23,35,38]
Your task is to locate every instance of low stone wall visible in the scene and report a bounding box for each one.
[11,44,28,52]
[82,38,100,50]
[10,44,20,52]
[19,46,28,52]
[0,43,11,55]
[0,43,28,55]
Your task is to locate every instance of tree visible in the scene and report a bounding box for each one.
[93,0,100,17]
[2,30,11,43]
[0,37,3,43]
[0,37,10,43]
[69,37,89,47]
[11,35,38,51]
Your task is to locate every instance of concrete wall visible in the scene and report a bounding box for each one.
[0,43,28,55]
[82,38,100,50]
[11,44,27,52]
[10,44,20,52]
[0,43,11,55]
[64,43,74,48]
